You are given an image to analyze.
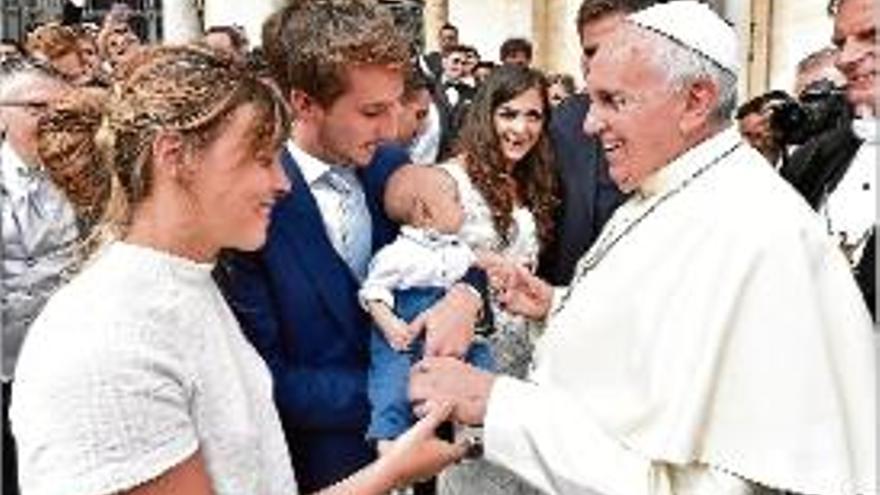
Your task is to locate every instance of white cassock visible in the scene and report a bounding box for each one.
[483,127,876,495]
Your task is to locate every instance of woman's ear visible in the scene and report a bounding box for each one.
[151,131,190,181]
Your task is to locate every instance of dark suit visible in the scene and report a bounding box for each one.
[781,125,875,320]
[538,93,625,285]
[434,79,475,161]
[217,146,406,492]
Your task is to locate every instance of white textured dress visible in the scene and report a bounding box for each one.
[11,242,298,495]
[438,160,545,495]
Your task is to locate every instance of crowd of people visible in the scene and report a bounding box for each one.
[0,0,875,494]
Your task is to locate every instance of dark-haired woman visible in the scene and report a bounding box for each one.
[438,64,558,495]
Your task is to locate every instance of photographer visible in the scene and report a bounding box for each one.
[780,0,876,320]
[738,79,851,169]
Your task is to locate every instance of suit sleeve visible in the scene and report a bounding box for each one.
[216,252,370,430]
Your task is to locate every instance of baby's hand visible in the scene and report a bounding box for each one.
[384,317,416,351]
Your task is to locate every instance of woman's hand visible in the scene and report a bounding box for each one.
[380,402,469,487]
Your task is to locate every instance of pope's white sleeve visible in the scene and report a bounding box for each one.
[485,376,654,495]
[484,377,757,495]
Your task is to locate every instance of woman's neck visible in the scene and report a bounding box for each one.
[125,196,217,263]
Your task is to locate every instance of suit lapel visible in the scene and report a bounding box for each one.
[275,149,363,337]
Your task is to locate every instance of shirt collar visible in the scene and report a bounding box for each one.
[399,225,462,248]
[1,140,38,202]
[637,126,741,199]
[286,139,338,187]
[852,117,879,145]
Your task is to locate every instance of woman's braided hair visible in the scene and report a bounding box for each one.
[37,44,290,254]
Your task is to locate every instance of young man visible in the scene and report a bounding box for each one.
[411,2,875,494]
[218,2,485,493]
[498,37,533,67]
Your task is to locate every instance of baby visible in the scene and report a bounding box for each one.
[359,164,494,453]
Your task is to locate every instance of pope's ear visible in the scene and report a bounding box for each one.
[679,78,719,134]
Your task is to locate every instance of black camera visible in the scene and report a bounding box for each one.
[768,79,851,145]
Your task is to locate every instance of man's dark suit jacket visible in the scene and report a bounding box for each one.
[538,93,625,285]
[216,146,407,493]
[434,80,475,161]
[781,125,875,320]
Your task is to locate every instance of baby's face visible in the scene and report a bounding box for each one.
[424,173,465,234]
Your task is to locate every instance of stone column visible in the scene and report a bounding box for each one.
[204,0,286,49]
[162,0,202,44]
[422,0,448,53]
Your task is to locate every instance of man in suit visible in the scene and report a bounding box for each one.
[434,44,476,160]
[781,0,876,319]
[421,23,458,83]
[538,0,657,285]
[216,2,486,493]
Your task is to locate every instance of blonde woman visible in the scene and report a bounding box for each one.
[12,45,464,495]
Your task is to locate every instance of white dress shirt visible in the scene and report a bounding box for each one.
[287,140,372,280]
[821,117,877,264]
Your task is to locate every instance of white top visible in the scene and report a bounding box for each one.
[287,139,372,279]
[485,128,876,495]
[11,242,298,495]
[359,225,475,310]
[821,117,877,265]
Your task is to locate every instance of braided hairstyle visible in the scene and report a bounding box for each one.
[454,64,558,249]
[37,44,290,256]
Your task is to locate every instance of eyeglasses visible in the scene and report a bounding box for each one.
[0,100,51,117]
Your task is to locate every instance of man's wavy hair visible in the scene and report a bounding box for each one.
[262,0,409,107]
[454,64,558,249]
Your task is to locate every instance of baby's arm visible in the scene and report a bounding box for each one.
[367,300,417,351]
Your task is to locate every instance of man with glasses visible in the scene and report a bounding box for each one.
[0,57,77,495]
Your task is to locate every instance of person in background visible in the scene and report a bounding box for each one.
[461,45,480,84]
[203,25,249,63]
[0,39,25,62]
[399,66,442,164]
[436,63,557,495]
[411,3,875,494]
[794,45,846,96]
[735,91,786,165]
[0,55,77,495]
[25,22,86,83]
[537,0,653,286]
[498,37,532,67]
[96,5,142,76]
[72,25,105,86]
[422,23,459,82]
[435,44,476,160]
[218,1,487,492]
[781,0,876,319]
[12,44,466,495]
[546,72,576,108]
[472,61,495,86]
